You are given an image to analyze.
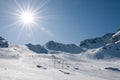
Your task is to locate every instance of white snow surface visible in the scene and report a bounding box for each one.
[0,45,120,80]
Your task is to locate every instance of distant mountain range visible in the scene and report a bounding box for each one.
[1,28,120,59]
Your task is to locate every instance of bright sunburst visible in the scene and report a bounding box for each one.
[5,0,55,43]
[14,1,39,27]
[20,11,35,24]
[17,9,37,27]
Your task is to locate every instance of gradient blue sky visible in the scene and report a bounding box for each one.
[0,0,120,45]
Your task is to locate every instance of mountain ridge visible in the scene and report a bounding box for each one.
[0,28,120,59]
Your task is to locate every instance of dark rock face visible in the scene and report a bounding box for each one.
[105,67,120,72]
[0,37,8,47]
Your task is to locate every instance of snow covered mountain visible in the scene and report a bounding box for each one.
[24,28,120,59]
[93,30,120,59]
[77,28,120,59]
[44,41,82,53]
[109,29,120,43]
[25,41,82,54]
[26,43,48,53]
[80,33,114,49]
[93,43,120,59]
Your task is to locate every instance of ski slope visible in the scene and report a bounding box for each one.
[0,46,119,80]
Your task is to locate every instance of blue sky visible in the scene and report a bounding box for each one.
[0,0,120,45]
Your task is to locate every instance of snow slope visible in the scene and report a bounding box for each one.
[0,46,120,80]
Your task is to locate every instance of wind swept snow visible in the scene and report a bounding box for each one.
[0,46,120,80]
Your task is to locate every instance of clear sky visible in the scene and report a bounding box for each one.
[0,0,120,45]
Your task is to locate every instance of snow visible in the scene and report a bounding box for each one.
[26,43,48,53]
[80,33,114,49]
[0,46,119,80]
[112,30,120,38]
[44,41,82,53]
[0,29,120,80]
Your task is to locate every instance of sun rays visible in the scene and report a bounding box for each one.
[4,0,55,43]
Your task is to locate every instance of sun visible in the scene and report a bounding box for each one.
[20,11,35,25]
[8,0,54,38]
